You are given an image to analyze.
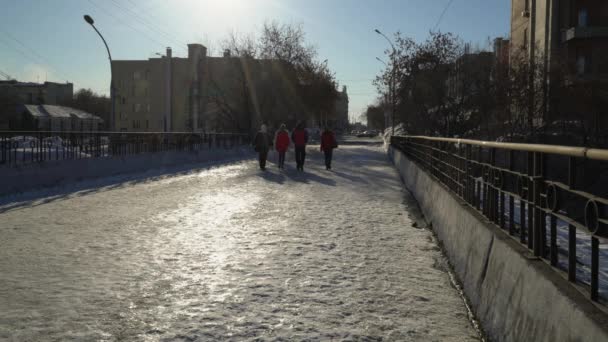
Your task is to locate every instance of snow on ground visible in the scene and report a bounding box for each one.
[0,145,480,341]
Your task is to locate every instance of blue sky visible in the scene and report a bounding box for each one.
[0,0,511,122]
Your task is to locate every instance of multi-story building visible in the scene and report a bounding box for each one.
[334,86,349,131]
[112,44,308,133]
[510,0,608,133]
[0,80,73,105]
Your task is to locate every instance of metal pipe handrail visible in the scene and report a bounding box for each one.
[404,135,608,161]
[391,135,608,301]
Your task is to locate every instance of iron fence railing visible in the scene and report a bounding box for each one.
[0,131,249,167]
[391,135,608,303]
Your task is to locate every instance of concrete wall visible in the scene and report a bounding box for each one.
[389,146,608,342]
[0,148,253,195]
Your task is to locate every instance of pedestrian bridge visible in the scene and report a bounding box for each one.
[1,135,608,341]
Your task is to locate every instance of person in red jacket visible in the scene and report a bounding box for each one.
[291,121,309,171]
[275,123,290,169]
[320,126,338,170]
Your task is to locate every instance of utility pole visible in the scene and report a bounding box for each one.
[375,29,397,136]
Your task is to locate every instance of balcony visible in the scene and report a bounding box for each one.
[564,73,608,86]
[562,26,608,43]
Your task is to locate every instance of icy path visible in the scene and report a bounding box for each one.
[0,145,480,341]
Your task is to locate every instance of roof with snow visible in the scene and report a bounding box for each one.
[20,104,103,121]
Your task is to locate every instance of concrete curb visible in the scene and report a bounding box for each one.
[389,146,608,342]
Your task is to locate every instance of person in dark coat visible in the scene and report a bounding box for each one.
[253,124,273,170]
[291,121,309,171]
[275,123,290,169]
[320,126,338,170]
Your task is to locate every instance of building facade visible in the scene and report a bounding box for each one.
[334,86,349,131]
[112,44,311,133]
[6,104,103,131]
[0,80,73,105]
[510,0,608,135]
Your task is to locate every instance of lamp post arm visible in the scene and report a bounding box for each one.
[90,24,113,68]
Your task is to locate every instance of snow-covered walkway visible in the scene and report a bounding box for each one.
[0,145,480,341]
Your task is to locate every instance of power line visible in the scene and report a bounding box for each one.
[433,0,455,31]
[87,0,175,53]
[0,32,103,91]
[107,0,190,51]
[0,69,13,80]
[0,35,82,86]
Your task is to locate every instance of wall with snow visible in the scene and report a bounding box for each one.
[389,146,608,342]
[0,147,253,195]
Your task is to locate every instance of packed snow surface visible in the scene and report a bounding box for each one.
[0,145,479,341]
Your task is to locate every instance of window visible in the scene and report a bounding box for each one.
[577,55,586,75]
[122,97,126,104]
[147,104,150,112]
[146,120,149,129]
[133,71,141,80]
[145,69,150,80]
[135,103,141,112]
[579,8,588,27]
[524,0,529,10]
[523,28,528,50]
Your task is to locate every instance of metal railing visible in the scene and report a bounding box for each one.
[391,135,608,303]
[0,131,249,167]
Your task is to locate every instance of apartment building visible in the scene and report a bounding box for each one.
[112,44,311,133]
[335,86,349,131]
[510,0,608,130]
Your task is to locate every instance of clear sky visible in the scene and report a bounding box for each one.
[0,0,511,123]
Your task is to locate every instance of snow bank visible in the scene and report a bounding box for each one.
[0,147,253,195]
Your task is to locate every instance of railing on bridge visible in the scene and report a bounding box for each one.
[391,135,608,302]
[0,131,249,167]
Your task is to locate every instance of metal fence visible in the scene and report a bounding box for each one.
[0,131,250,167]
[391,135,608,303]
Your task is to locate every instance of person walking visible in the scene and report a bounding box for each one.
[320,126,338,170]
[291,121,309,171]
[275,123,290,169]
[253,124,273,170]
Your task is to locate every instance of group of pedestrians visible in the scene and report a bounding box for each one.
[253,122,338,171]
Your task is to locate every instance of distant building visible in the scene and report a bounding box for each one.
[111,44,306,133]
[334,86,349,130]
[447,51,494,101]
[493,37,510,71]
[0,80,73,105]
[7,104,103,131]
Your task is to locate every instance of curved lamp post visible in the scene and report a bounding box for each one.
[84,15,115,131]
[374,29,397,136]
[375,57,391,131]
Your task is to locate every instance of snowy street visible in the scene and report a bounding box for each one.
[0,144,480,341]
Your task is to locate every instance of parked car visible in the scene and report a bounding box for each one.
[356,131,377,138]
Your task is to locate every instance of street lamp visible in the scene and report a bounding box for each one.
[374,29,397,136]
[84,15,115,131]
[375,57,391,131]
